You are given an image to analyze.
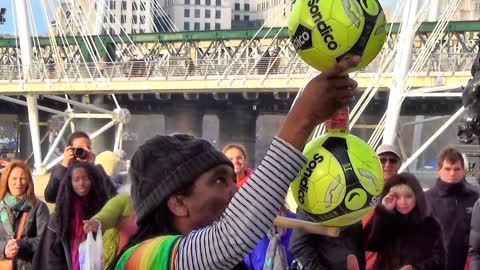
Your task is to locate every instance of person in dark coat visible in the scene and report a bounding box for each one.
[32,161,113,270]
[44,131,116,203]
[469,198,480,269]
[0,160,50,270]
[289,209,366,270]
[425,147,478,270]
[364,172,445,270]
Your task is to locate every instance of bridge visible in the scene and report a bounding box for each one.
[1,0,480,179]
[0,21,478,94]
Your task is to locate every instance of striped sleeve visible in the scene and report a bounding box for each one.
[175,137,307,270]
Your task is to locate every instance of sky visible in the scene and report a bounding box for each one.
[0,0,396,35]
[0,0,49,35]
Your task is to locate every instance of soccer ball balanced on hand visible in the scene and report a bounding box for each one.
[288,0,387,72]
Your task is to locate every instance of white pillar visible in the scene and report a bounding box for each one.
[410,115,424,170]
[15,0,44,174]
[382,0,419,145]
[427,0,442,21]
[95,0,106,35]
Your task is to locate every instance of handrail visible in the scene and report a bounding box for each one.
[0,53,474,83]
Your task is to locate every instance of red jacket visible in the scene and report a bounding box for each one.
[362,209,377,270]
[237,167,253,187]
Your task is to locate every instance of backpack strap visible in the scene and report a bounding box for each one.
[15,211,28,240]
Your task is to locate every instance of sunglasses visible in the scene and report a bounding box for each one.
[380,157,399,164]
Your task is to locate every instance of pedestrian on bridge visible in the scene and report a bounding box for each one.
[108,56,361,270]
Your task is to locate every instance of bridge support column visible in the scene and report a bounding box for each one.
[164,104,204,137]
[383,0,418,145]
[218,105,258,166]
[16,0,44,173]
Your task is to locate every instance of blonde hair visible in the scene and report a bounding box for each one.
[222,144,247,159]
[389,184,414,197]
[0,160,38,208]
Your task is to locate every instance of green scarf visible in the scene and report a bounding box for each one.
[0,192,31,237]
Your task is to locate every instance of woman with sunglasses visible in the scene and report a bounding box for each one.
[375,144,402,181]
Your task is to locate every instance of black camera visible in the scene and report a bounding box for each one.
[73,147,86,159]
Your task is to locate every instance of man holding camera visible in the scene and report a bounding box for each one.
[44,131,116,203]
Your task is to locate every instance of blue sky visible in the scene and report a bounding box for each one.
[0,0,396,35]
[0,0,49,35]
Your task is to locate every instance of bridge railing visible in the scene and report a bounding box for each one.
[0,53,475,83]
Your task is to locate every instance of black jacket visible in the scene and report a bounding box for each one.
[289,208,366,270]
[469,199,480,269]
[0,200,50,270]
[425,179,479,270]
[31,214,71,270]
[364,206,445,270]
[44,164,116,203]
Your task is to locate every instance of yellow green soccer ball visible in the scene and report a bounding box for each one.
[290,132,384,226]
[288,0,387,72]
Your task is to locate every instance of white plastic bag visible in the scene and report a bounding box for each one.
[79,224,103,270]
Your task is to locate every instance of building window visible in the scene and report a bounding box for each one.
[121,1,127,10]
[104,17,108,23]
[205,9,210,18]
[132,2,138,10]
[206,0,211,4]
[234,15,240,21]
[194,22,200,30]
[205,22,210,30]
[185,0,190,4]
[132,15,138,24]
[245,3,250,11]
[215,23,221,29]
[234,3,240,10]
[184,22,190,30]
[185,9,190,17]
[110,28,116,34]
[195,9,200,18]
[110,0,115,9]
[140,16,145,24]
[195,0,200,4]
[244,15,249,21]
[110,14,115,23]
[476,3,480,10]
[216,0,221,6]
[121,15,126,23]
[140,2,146,10]
[215,10,221,18]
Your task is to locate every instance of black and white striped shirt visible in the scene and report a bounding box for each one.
[175,137,306,270]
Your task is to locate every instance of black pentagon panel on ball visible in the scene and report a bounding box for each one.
[291,23,313,51]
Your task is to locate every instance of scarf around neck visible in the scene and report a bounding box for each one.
[70,194,87,270]
[0,192,31,237]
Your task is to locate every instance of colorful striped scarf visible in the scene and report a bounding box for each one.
[115,235,180,270]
